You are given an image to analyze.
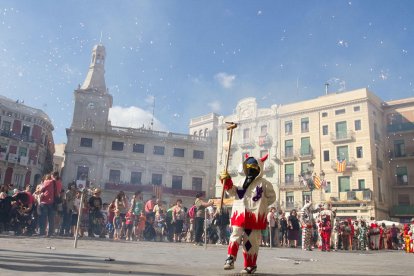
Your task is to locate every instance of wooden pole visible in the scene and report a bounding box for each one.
[219,122,237,212]
[74,192,84,248]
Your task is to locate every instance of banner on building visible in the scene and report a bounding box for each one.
[336,159,346,173]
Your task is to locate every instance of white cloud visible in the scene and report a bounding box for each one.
[208,100,221,112]
[109,105,167,131]
[214,72,236,89]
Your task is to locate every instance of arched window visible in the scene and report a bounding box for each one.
[204,128,209,137]
[199,129,203,136]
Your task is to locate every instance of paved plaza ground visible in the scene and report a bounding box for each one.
[0,234,413,276]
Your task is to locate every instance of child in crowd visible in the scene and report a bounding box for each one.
[125,208,135,241]
[113,209,122,240]
[136,210,146,241]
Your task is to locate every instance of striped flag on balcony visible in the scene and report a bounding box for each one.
[336,159,346,173]
[153,185,163,200]
[313,175,321,190]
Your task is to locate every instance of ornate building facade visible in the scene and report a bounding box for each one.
[215,89,411,221]
[0,96,54,189]
[62,44,218,205]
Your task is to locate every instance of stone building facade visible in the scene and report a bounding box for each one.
[384,98,414,222]
[62,44,217,205]
[0,95,54,189]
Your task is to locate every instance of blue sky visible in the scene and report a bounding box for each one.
[1,1,413,144]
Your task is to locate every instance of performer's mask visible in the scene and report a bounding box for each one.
[243,157,260,189]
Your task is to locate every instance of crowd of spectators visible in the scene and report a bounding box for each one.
[1,177,413,253]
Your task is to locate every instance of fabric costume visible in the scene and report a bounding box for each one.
[300,202,314,250]
[358,223,369,250]
[222,154,276,271]
[318,210,333,251]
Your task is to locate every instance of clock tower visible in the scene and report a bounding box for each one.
[70,44,113,131]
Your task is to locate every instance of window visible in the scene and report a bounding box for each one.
[131,171,142,185]
[109,169,121,183]
[173,148,185,157]
[356,146,363,158]
[302,191,312,203]
[321,112,328,117]
[354,120,361,131]
[323,150,330,162]
[300,137,311,156]
[152,173,162,185]
[358,179,365,190]
[192,177,202,191]
[193,150,204,159]
[285,140,293,158]
[378,177,383,202]
[285,121,292,135]
[322,125,328,135]
[260,125,268,136]
[335,109,346,115]
[285,164,294,184]
[396,166,408,185]
[112,141,124,151]
[398,194,410,206]
[22,125,30,139]
[301,117,309,133]
[354,106,360,112]
[338,176,350,192]
[337,145,349,162]
[286,192,294,208]
[394,140,406,157]
[1,121,11,132]
[80,137,93,147]
[133,143,144,153]
[153,146,165,155]
[172,175,183,190]
[76,166,89,180]
[335,121,347,139]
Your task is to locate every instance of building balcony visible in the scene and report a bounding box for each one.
[330,158,357,171]
[298,147,313,160]
[330,130,355,143]
[390,205,414,217]
[104,182,205,198]
[239,138,256,149]
[279,181,306,191]
[0,130,37,143]
[281,151,297,162]
[387,122,414,133]
[258,134,273,147]
[338,189,372,201]
[389,151,414,160]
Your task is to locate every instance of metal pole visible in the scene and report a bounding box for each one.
[204,208,207,249]
[74,192,84,248]
[269,223,272,249]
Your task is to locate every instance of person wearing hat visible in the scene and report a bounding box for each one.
[220,154,276,274]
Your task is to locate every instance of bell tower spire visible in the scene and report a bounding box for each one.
[81,44,107,92]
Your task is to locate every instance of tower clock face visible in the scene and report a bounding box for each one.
[87,102,95,110]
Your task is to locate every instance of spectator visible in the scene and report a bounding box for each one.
[194,192,213,246]
[279,212,288,247]
[287,209,300,248]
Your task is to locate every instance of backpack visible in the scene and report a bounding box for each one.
[188,205,197,219]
